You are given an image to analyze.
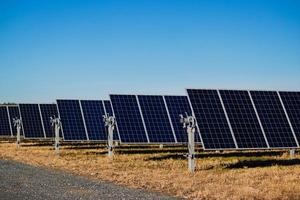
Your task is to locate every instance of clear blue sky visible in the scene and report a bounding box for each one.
[0,0,299,103]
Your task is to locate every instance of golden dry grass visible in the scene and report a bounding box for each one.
[1,141,300,200]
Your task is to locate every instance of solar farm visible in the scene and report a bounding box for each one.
[1,89,300,199]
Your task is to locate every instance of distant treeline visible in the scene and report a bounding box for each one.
[1,103,17,105]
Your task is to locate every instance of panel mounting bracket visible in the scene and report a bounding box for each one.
[103,113,116,158]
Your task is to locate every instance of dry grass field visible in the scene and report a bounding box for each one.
[1,140,300,200]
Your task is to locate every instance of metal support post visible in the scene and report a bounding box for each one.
[13,118,22,148]
[159,144,163,149]
[50,117,61,154]
[180,113,196,173]
[290,149,295,158]
[103,114,116,158]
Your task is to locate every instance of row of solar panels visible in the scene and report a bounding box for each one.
[0,89,300,150]
[0,101,115,141]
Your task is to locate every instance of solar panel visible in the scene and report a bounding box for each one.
[103,100,119,140]
[137,95,176,143]
[39,104,59,138]
[7,106,22,136]
[219,90,268,149]
[250,91,298,148]
[278,91,300,145]
[0,106,12,136]
[164,96,201,143]
[19,104,45,138]
[187,89,237,150]
[110,95,149,143]
[80,100,106,141]
[56,100,87,141]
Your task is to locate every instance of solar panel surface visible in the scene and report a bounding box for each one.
[110,95,148,143]
[137,95,176,143]
[7,106,22,136]
[19,104,45,138]
[80,100,106,140]
[39,104,59,138]
[164,96,201,143]
[187,89,237,149]
[220,90,268,148]
[103,100,119,140]
[250,91,298,148]
[57,100,87,141]
[0,106,11,136]
[278,91,300,145]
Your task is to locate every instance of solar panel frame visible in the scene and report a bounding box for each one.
[110,94,150,144]
[277,91,300,147]
[248,90,298,148]
[103,100,120,141]
[137,95,177,144]
[56,99,88,141]
[80,100,107,141]
[39,104,60,138]
[219,90,269,149]
[18,103,46,139]
[186,89,238,150]
[7,105,22,136]
[163,95,202,143]
[0,106,12,137]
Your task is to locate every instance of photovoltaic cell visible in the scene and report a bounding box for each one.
[57,100,87,141]
[187,89,236,149]
[19,104,45,138]
[80,100,106,140]
[138,95,175,143]
[279,91,300,145]
[220,90,268,148]
[250,91,297,148]
[110,95,148,143]
[103,100,119,140]
[0,106,11,136]
[39,104,59,138]
[8,106,22,136]
[164,96,201,143]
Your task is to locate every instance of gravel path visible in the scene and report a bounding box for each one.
[0,159,179,200]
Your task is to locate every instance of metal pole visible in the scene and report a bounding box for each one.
[16,124,21,148]
[104,114,115,158]
[290,149,295,158]
[108,123,114,157]
[180,113,196,173]
[187,126,195,173]
[13,118,22,148]
[51,117,61,154]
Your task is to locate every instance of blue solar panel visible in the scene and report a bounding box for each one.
[220,90,268,149]
[57,100,87,141]
[138,95,175,143]
[19,104,45,138]
[7,106,22,136]
[250,91,298,148]
[278,91,300,145]
[39,104,59,138]
[110,95,148,143]
[187,89,237,149]
[103,100,119,140]
[164,96,201,143]
[80,100,106,141]
[0,106,12,136]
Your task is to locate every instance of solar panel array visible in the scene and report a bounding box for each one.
[110,94,197,144]
[56,99,117,141]
[1,89,299,150]
[187,89,300,150]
